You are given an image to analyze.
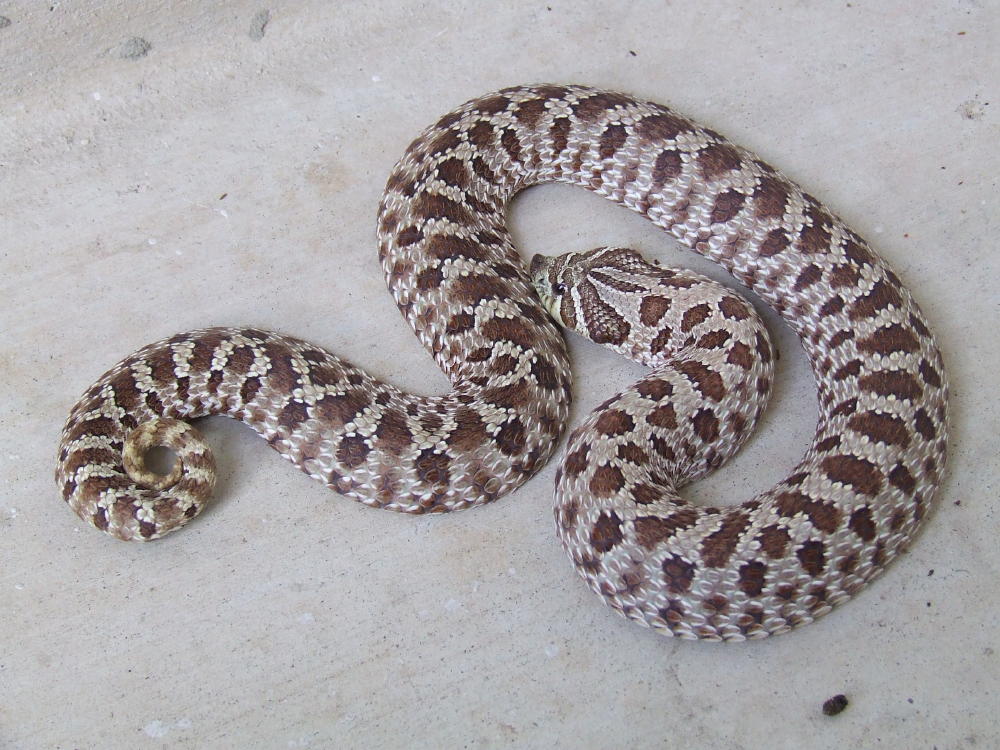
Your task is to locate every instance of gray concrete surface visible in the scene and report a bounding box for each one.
[2,1,998,747]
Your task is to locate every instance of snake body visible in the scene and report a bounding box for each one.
[56,85,948,640]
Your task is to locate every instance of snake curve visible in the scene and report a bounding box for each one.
[56,84,949,641]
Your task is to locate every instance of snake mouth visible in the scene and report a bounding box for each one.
[529,254,563,323]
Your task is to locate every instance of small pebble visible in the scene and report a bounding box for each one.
[822,694,849,716]
[0,16,12,29]
[249,9,270,40]
[119,36,151,59]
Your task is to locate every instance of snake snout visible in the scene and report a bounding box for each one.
[529,254,559,316]
[529,253,553,291]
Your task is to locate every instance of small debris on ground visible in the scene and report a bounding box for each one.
[249,9,270,40]
[822,694,849,716]
[957,97,988,121]
[118,37,151,59]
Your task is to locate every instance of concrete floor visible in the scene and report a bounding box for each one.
[2,1,998,747]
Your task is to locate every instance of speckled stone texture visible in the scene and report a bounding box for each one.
[2,1,997,747]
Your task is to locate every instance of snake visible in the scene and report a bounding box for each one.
[56,84,949,641]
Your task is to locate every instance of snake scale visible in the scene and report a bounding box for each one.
[56,85,949,641]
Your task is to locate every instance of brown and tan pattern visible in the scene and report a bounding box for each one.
[55,85,948,641]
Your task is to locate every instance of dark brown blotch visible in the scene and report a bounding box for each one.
[415,265,444,290]
[452,275,509,304]
[589,464,626,497]
[500,128,522,163]
[698,143,742,179]
[711,189,746,224]
[632,509,699,551]
[513,98,548,127]
[239,376,262,405]
[726,341,753,370]
[595,409,635,436]
[759,229,790,257]
[446,312,475,334]
[661,555,697,594]
[753,177,789,219]
[848,411,911,447]
[857,324,920,356]
[481,317,537,349]
[822,454,883,496]
[889,463,917,495]
[833,360,862,381]
[775,491,841,534]
[756,524,791,559]
[572,92,633,120]
[650,327,673,357]
[636,378,672,400]
[830,263,861,288]
[651,149,683,186]
[794,264,823,292]
[676,360,726,401]
[848,506,877,542]
[919,359,943,388]
[147,348,178,385]
[631,483,661,505]
[494,417,526,456]
[798,208,832,254]
[564,443,590,477]
[263,344,300,392]
[590,511,624,553]
[434,158,468,190]
[859,370,922,401]
[530,356,561,390]
[692,409,720,442]
[447,408,487,452]
[849,279,904,321]
[700,511,750,568]
[427,127,461,156]
[550,117,570,155]
[843,237,876,266]
[639,295,671,326]
[414,448,450,486]
[796,540,827,576]
[475,94,511,116]
[819,295,846,317]
[647,403,678,430]
[914,409,935,441]
[616,442,648,465]
[697,330,732,350]
[738,560,768,597]
[719,296,750,320]
[680,302,711,332]
[336,434,370,468]
[599,123,628,159]
[636,112,692,142]
[413,192,472,224]
[278,400,309,431]
[373,408,412,454]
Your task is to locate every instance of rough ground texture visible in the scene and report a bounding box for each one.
[1,1,997,748]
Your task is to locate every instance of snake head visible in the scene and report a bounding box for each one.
[531,247,654,333]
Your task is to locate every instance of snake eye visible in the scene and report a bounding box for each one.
[552,283,566,296]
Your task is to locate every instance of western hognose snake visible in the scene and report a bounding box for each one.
[56,85,949,641]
